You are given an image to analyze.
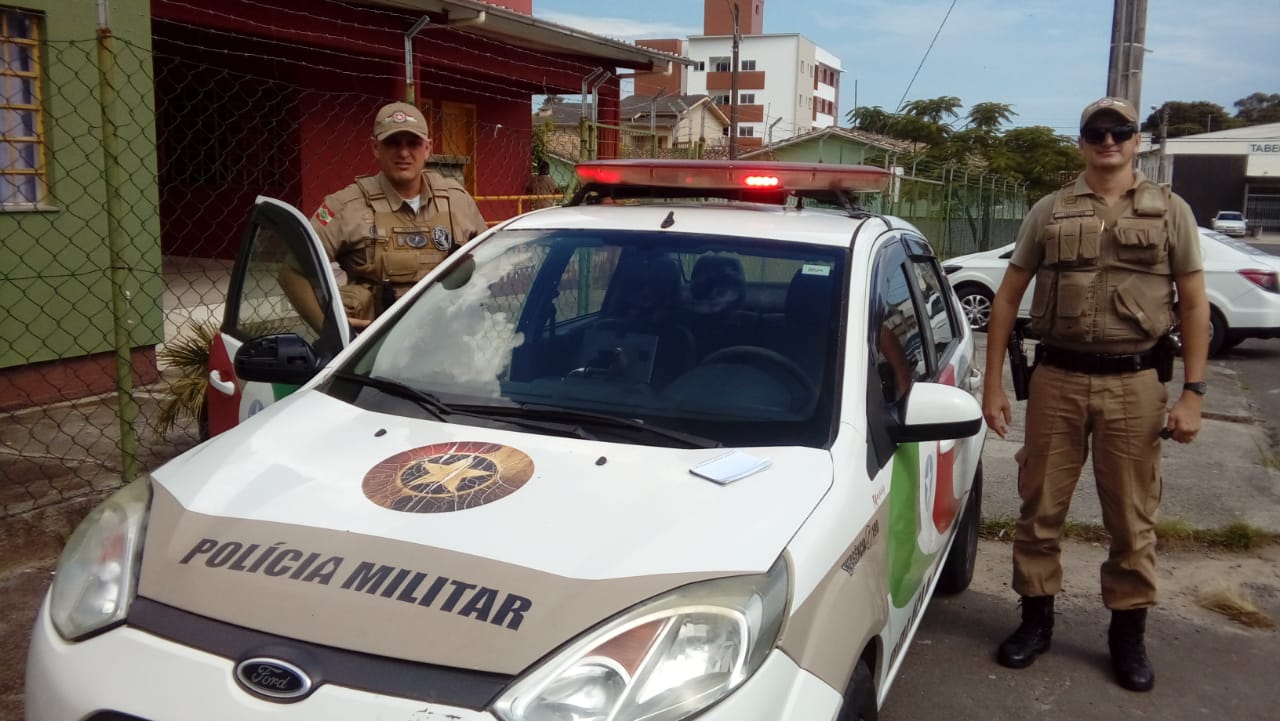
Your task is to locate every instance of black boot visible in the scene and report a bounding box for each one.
[997,595,1054,668]
[1109,608,1155,692]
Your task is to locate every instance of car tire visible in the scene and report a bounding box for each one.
[955,284,994,331]
[936,462,982,595]
[1208,308,1229,357]
[836,659,878,721]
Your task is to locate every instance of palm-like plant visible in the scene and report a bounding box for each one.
[154,319,219,438]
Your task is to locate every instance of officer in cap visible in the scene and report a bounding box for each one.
[284,101,487,330]
[982,96,1209,692]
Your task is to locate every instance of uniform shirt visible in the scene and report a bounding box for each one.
[1010,171,1201,353]
[309,170,488,273]
[1011,171,1201,276]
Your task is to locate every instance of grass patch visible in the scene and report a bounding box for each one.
[980,517,1278,552]
[1197,583,1276,630]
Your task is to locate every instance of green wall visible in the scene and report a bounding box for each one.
[0,0,161,369]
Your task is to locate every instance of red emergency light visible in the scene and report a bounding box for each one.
[574,159,891,194]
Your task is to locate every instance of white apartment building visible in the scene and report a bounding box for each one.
[633,1,841,151]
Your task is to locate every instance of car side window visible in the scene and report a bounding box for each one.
[872,256,927,403]
[909,257,958,363]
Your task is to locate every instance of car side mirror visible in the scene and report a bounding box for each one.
[889,382,983,443]
[233,333,323,386]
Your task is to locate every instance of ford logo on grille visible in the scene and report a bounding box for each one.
[234,657,313,701]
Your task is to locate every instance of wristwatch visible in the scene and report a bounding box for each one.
[1183,381,1208,396]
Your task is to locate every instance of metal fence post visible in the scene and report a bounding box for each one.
[97,0,139,482]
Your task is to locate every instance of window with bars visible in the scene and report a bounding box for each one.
[1,7,44,207]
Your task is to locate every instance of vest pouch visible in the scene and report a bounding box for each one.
[383,248,427,284]
[1112,276,1167,340]
[1113,218,1166,266]
[1053,270,1096,342]
[1042,224,1061,266]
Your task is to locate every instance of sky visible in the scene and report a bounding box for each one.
[531,0,1280,135]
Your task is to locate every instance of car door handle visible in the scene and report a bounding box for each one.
[209,370,236,396]
[967,367,982,392]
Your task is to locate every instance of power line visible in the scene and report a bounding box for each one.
[894,0,959,113]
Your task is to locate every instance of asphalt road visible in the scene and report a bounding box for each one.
[1217,337,1280,450]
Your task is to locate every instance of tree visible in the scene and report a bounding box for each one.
[846,105,896,135]
[1142,101,1233,138]
[988,126,1083,201]
[1234,92,1280,125]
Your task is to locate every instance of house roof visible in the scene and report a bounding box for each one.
[371,0,692,70]
[536,96,730,128]
[740,126,916,158]
[620,95,729,124]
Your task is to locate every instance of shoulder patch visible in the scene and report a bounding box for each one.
[315,204,334,226]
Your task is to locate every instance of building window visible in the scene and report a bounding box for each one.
[695,60,705,72]
[711,93,730,105]
[739,93,755,105]
[711,56,731,72]
[1,8,45,206]
[800,61,806,74]
[741,59,756,71]
[739,126,755,137]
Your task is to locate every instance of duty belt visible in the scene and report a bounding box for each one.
[1038,345,1158,375]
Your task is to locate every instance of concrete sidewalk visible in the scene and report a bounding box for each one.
[975,334,1280,534]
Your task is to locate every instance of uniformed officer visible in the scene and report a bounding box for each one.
[982,96,1210,692]
[523,159,560,210]
[283,101,487,331]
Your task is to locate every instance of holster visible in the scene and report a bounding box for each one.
[1155,333,1179,383]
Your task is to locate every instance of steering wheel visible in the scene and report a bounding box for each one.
[700,345,817,404]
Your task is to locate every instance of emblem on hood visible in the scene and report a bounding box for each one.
[234,657,313,701]
[363,441,535,513]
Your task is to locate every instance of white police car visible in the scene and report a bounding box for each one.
[27,160,987,721]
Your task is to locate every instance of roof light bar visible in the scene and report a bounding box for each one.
[574,159,891,194]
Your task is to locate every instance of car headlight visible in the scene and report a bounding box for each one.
[49,477,151,640]
[494,556,788,721]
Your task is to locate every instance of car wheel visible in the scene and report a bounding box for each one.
[955,284,993,331]
[936,462,981,595]
[1208,308,1228,357]
[836,659,878,721]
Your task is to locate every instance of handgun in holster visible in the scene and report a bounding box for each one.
[1008,324,1031,401]
[1155,332,1179,383]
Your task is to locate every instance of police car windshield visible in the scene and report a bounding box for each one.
[338,228,845,448]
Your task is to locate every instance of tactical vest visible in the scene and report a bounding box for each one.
[346,173,459,313]
[1027,181,1175,353]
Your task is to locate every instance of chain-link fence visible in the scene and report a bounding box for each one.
[2,15,1028,519]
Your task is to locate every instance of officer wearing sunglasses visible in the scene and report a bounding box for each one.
[981,97,1210,693]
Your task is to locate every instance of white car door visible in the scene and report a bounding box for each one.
[205,197,349,436]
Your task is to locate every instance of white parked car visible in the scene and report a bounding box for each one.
[1211,210,1248,237]
[943,228,1280,355]
[28,160,987,721]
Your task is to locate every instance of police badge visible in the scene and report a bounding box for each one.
[432,226,452,251]
[405,233,428,249]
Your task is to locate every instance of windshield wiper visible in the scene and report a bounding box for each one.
[332,371,451,420]
[330,372,596,440]
[457,403,723,449]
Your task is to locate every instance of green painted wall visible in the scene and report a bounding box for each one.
[0,0,161,369]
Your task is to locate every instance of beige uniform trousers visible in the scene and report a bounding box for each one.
[1012,362,1167,609]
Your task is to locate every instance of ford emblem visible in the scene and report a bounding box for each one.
[234,657,313,701]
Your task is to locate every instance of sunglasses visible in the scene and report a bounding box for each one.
[1081,124,1137,145]
[381,135,427,149]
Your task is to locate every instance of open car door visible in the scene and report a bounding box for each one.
[204,197,350,437]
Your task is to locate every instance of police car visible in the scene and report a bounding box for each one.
[27,160,987,721]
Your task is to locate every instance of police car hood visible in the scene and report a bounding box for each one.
[138,391,833,675]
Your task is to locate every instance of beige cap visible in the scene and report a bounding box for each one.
[373,102,430,142]
[1080,96,1139,130]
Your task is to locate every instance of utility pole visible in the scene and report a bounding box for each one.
[1106,0,1148,109]
[1151,103,1169,184]
[728,1,740,159]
